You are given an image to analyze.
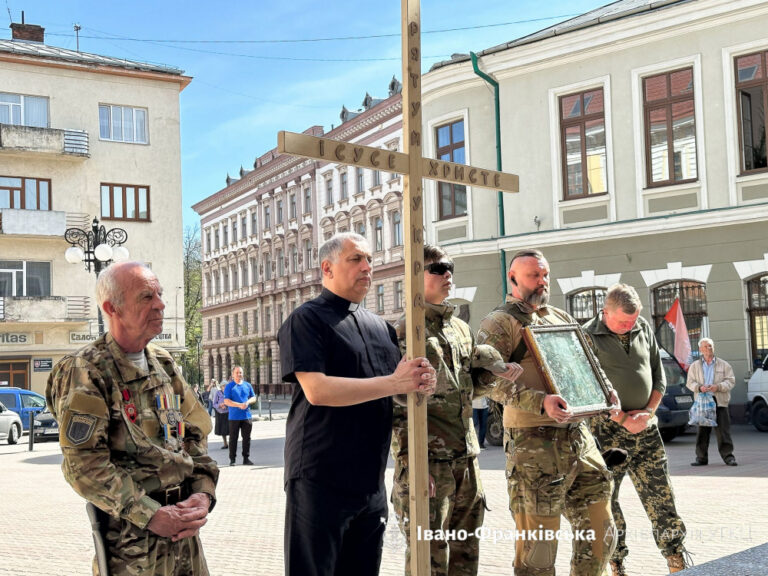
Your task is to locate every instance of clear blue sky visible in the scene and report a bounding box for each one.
[5,0,609,227]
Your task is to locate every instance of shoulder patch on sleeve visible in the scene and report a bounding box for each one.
[65,413,98,446]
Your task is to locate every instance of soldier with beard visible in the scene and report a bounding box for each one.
[477,249,618,576]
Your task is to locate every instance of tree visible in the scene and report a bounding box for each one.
[182,223,203,385]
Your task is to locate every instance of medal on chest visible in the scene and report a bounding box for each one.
[121,389,138,423]
[156,393,185,440]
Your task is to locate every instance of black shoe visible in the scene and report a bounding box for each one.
[690,460,708,466]
[243,458,254,466]
[230,460,236,466]
[220,444,228,450]
[725,458,738,466]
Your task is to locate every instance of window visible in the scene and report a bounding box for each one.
[357,169,364,194]
[241,215,247,240]
[355,221,366,238]
[0,176,51,211]
[232,220,238,244]
[277,248,285,276]
[100,183,149,221]
[435,120,467,219]
[207,319,212,339]
[214,273,220,295]
[277,199,283,223]
[340,172,348,200]
[216,318,221,339]
[224,315,230,338]
[372,170,381,187]
[325,178,333,206]
[223,268,229,292]
[251,211,258,236]
[652,280,707,361]
[99,104,148,143]
[264,205,271,229]
[747,274,768,366]
[736,50,768,174]
[303,186,312,215]
[0,92,48,127]
[392,211,402,246]
[567,288,606,323]
[252,310,259,334]
[374,217,383,252]
[222,224,228,246]
[234,314,239,336]
[265,306,272,332]
[291,245,298,273]
[376,285,385,313]
[0,261,51,297]
[264,255,272,280]
[240,262,247,287]
[394,280,404,311]
[205,231,211,254]
[214,229,220,251]
[250,257,258,284]
[643,68,697,186]
[242,312,249,335]
[304,239,313,268]
[278,304,285,326]
[289,194,297,219]
[560,89,607,199]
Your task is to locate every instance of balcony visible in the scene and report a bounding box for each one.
[0,296,88,323]
[0,125,89,158]
[0,208,67,236]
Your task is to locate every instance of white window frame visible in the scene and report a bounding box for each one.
[99,104,149,144]
[0,92,49,128]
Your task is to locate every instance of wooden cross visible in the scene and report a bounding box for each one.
[277,1,519,573]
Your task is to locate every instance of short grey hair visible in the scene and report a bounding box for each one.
[604,283,643,314]
[699,337,714,350]
[318,232,368,265]
[96,261,152,311]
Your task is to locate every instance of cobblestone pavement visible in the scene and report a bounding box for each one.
[1,422,766,575]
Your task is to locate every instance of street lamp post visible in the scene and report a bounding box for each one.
[64,217,129,335]
[195,334,202,388]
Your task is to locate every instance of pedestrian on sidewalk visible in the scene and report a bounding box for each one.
[584,283,689,574]
[687,338,737,467]
[278,232,437,576]
[224,366,255,466]
[46,261,218,576]
[211,380,229,449]
[472,395,489,449]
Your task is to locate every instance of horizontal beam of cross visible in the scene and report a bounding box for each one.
[278,130,519,193]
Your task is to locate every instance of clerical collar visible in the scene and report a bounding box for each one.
[320,288,361,314]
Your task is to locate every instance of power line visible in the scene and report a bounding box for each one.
[45,14,578,45]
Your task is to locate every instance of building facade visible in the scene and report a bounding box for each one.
[194,80,405,393]
[0,22,189,394]
[420,0,768,417]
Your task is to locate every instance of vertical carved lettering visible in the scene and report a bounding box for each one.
[409,72,419,88]
[410,131,421,146]
[494,174,501,188]
[454,166,464,181]
[411,196,422,210]
[442,164,451,179]
[413,293,424,308]
[411,102,421,116]
[371,150,380,167]
[409,22,419,36]
[319,139,325,157]
[416,325,422,341]
[413,260,422,274]
[410,47,419,61]
[388,154,396,169]
[353,147,364,162]
[480,171,489,185]
[335,145,346,162]
[428,161,439,177]
[412,226,423,243]
[469,168,477,183]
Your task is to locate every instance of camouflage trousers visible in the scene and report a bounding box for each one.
[505,423,615,576]
[591,418,686,562]
[392,456,485,576]
[97,514,209,576]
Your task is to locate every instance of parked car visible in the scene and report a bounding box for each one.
[0,400,23,444]
[747,355,768,432]
[484,349,694,446]
[0,387,47,431]
[33,409,60,441]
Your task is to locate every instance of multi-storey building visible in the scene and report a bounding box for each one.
[194,79,405,393]
[421,0,768,416]
[0,21,189,394]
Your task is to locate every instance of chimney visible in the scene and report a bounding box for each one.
[10,12,45,43]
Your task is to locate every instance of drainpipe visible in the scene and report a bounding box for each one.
[470,51,507,297]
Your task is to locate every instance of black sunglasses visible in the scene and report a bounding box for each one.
[425,261,454,275]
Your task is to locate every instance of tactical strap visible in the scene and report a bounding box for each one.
[493,302,533,364]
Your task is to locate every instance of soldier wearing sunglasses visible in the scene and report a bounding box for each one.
[391,244,523,576]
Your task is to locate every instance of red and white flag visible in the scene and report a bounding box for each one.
[664,298,691,370]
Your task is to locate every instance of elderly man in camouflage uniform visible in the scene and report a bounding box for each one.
[477,249,618,576]
[392,244,523,576]
[47,262,218,576]
[583,283,688,574]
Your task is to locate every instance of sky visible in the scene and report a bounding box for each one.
[5,0,611,227]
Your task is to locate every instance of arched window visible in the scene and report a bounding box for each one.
[225,353,232,379]
[747,274,768,366]
[567,288,607,324]
[652,280,707,361]
[216,354,223,381]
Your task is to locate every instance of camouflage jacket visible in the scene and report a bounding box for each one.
[477,296,575,428]
[46,333,218,530]
[391,302,485,462]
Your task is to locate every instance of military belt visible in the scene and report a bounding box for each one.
[148,482,190,506]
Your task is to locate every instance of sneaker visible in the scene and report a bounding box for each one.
[690,460,707,466]
[725,457,738,466]
[230,460,236,466]
[243,458,254,466]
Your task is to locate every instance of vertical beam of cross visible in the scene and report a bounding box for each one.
[401,1,430,574]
